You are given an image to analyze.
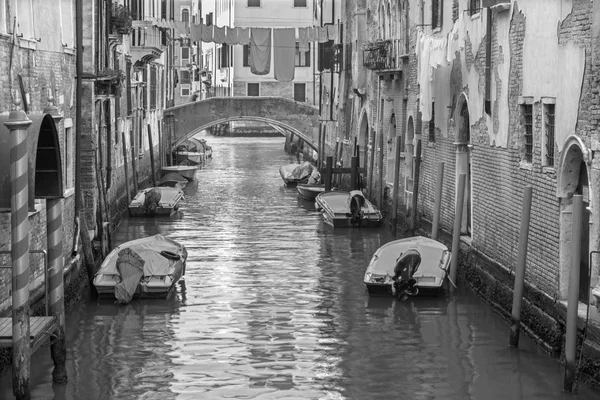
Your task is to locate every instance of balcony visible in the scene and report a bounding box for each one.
[362,38,408,71]
[130,22,165,66]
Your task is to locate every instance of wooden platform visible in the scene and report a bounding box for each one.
[0,316,57,353]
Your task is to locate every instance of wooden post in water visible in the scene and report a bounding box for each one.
[325,156,333,192]
[148,124,156,187]
[509,186,533,348]
[378,130,384,207]
[564,194,583,392]
[368,128,376,197]
[5,109,32,399]
[391,134,403,238]
[122,131,131,205]
[356,145,361,189]
[350,156,359,191]
[131,130,138,193]
[431,162,445,241]
[46,199,67,383]
[409,137,422,236]
[449,174,466,291]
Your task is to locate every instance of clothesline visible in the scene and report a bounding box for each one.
[138,19,340,46]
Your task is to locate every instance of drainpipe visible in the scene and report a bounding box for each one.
[73,0,83,256]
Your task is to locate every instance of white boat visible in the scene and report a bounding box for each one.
[363,236,451,299]
[128,187,184,217]
[315,190,382,227]
[296,184,336,201]
[157,172,188,189]
[161,165,198,181]
[93,234,188,303]
[175,151,203,165]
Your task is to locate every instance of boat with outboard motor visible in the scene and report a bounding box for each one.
[128,186,184,217]
[363,236,451,299]
[92,234,188,304]
[315,190,382,227]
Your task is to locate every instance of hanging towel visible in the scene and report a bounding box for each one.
[327,24,338,43]
[174,21,187,35]
[201,24,214,43]
[316,26,329,43]
[214,25,227,44]
[273,28,296,82]
[225,26,239,45]
[250,28,272,75]
[238,27,251,45]
[190,23,202,42]
[307,26,317,42]
[298,27,310,52]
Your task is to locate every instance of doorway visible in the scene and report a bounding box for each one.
[456,97,472,237]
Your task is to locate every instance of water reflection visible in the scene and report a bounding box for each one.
[0,136,597,399]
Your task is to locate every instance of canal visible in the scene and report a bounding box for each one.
[1,136,597,399]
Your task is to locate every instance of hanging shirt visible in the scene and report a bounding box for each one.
[250,28,272,75]
[327,24,338,43]
[316,26,329,43]
[201,24,213,43]
[225,27,239,45]
[298,27,310,53]
[238,27,251,45]
[273,28,296,82]
[190,23,202,42]
[213,26,227,44]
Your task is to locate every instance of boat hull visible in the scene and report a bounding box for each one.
[175,151,203,165]
[296,184,335,201]
[161,166,198,181]
[363,236,451,297]
[93,235,188,300]
[157,172,188,189]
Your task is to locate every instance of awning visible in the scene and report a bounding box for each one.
[0,112,63,212]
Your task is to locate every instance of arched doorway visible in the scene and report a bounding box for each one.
[557,137,591,304]
[358,111,369,168]
[35,115,63,198]
[386,114,396,185]
[456,95,472,236]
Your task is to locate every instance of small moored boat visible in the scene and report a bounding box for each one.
[363,236,451,299]
[161,165,198,181]
[128,187,184,217]
[296,184,336,201]
[93,234,188,303]
[157,172,188,189]
[279,162,318,187]
[175,151,203,165]
[315,190,382,227]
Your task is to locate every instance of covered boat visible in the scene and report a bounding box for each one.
[315,190,382,227]
[128,187,184,217]
[161,165,198,181]
[93,234,188,303]
[363,236,451,299]
[157,172,188,189]
[279,162,318,186]
[175,151,203,165]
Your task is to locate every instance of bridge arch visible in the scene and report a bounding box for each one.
[164,96,320,153]
[174,116,318,152]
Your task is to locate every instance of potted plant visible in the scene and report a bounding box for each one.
[111,3,133,35]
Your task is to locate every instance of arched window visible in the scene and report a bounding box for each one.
[379,4,386,40]
[386,2,392,40]
[181,9,189,28]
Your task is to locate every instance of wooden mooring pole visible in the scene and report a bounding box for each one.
[324,156,333,192]
[449,174,466,292]
[148,124,157,187]
[509,186,533,348]
[122,131,131,205]
[350,156,359,191]
[431,162,444,241]
[564,194,583,392]
[391,135,402,237]
[5,109,33,399]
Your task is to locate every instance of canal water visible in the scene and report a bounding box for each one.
[1,136,597,400]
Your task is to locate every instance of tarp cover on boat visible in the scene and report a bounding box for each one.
[291,162,314,183]
[114,248,145,304]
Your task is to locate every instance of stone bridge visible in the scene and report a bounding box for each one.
[164,97,321,151]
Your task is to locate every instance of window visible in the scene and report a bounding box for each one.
[63,118,74,192]
[142,68,148,109]
[181,47,190,65]
[521,103,533,163]
[248,0,260,7]
[220,44,230,68]
[180,70,191,84]
[294,83,306,102]
[181,8,189,27]
[295,43,311,67]
[247,83,259,96]
[432,0,443,30]
[0,0,6,34]
[294,0,307,7]
[60,0,74,47]
[543,102,555,167]
[205,12,213,26]
[16,0,34,38]
[428,102,435,142]
[469,0,481,16]
[243,45,251,67]
[126,60,132,116]
[150,66,157,110]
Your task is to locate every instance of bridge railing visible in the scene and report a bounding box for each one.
[201,87,232,100]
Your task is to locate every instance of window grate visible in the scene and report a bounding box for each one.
[522,104,533,163]
[469,0,481,16]
[545,104,555,167]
